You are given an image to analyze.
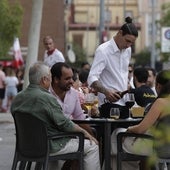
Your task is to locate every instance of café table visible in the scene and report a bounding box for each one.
[73,117,142,170]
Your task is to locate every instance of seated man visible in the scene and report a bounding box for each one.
[50,62,94,135]
[129,67,156,107]
[111,69,170,170]
[10,62,101,170]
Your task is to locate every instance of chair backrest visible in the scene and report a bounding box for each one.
[154,114,170,159]
[13,112,49,159]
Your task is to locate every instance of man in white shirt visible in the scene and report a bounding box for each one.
[87,17,138,119]
[43,36,65,68]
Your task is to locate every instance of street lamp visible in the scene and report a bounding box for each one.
[123,0,126,19]
[99,0,105,44]
[151,0,156,69]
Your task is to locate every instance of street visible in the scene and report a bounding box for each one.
[0,113,15,170]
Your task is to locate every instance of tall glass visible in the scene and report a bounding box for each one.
[125,93,135,120]
[84,93,95,118]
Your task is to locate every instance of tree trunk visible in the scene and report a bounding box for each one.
[23,0,43,89]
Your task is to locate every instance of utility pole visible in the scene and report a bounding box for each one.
[123,0,126,19]
[23,0,43,89]
[99,0,105,44]
[151,0,156,69]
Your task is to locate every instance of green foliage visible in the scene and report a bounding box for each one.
[0,0,23,59]
[133,49,151,67]
[157,2,170,61]
[160,3,170,26]
[67,43,87,69]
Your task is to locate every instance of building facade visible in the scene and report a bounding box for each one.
[66,0,141,63]
[66,0,169,64]
[7,0,169,66]
[9,0,65,61]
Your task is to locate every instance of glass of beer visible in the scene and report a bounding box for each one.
[110,108,120,119]
[84,93,95,118]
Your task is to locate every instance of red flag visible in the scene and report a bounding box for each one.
[12,37,24,68]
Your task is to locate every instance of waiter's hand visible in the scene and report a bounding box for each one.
[104,89,121,102]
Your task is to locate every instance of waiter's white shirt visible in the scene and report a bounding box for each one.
[88,38,131,106]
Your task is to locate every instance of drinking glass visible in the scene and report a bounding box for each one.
[110,108,120,119]
[84,93,95,118]
[125,93,135,120]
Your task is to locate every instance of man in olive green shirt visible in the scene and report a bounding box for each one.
[11,62,100,170]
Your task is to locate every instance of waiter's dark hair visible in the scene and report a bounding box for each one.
[120,17,138,37]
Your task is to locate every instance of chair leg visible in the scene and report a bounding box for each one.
[139,160,150,170]
[11,153,18,170]
[43,161,48,170]
[26,161,32,170]
[155,161,169,170]
[117,155,121,170]
[12,161,18,170]
[19,161,26,170]
[79,157,84,170]
[161,162,168,170]
[35,162,43,170]
[11,162,17,170]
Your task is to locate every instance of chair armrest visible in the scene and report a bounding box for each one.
[48,132,84,152]
[117,132,154,152]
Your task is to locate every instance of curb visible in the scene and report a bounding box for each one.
[0,113,14,124]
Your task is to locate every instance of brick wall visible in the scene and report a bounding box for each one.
[9,0,65,61]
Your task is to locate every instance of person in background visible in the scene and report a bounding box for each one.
[129,67,156,108]
[128,64,135,88]
[72,68,99,117]
[43,35,65,68]
[11,62,101,170]
[81,61,91,71]
[0,64,6,112]
[88,17,138,119]
[72,67,85,105]
[146,67,157,96]
[16,67,24,92]
[79,69,90,91]
[4,67,19,111]
[111,69,170,170]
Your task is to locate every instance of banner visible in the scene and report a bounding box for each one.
[12,37,24,68]
[161,27,170,53]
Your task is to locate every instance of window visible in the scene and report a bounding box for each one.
[73,34,83,48]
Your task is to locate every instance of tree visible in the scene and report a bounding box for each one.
[67,43,87,69]
[157,2,170,62]
[134,2,170,67]
[160,3,170,26]
[0,0,23,59]
[133,48,151,67]
[23,0,44,89]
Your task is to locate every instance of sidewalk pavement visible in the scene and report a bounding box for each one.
[0,112,15,170]
[0,112,14,124]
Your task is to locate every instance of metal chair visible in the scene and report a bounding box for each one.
[154,115,170,170]
[117,115,170,170]
[11,112,84,170]
[117,132,153,170]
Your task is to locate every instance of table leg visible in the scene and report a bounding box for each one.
[104,122,111,170]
